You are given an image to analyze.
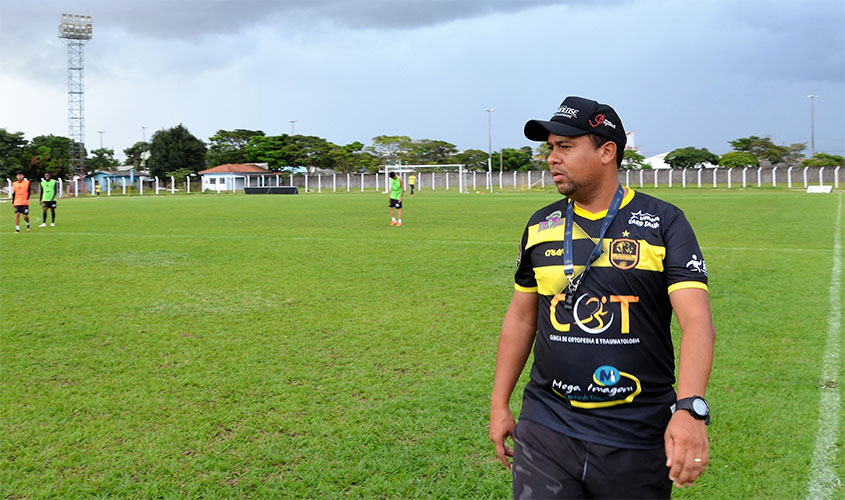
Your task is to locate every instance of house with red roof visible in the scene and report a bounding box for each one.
[198,163,271,192]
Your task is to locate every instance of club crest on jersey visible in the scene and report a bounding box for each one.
[610,238,639,270]
[538,210,563,232]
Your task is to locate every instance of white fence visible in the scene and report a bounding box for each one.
[5,166,841,199]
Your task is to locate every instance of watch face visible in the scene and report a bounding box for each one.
[692,398,708,415]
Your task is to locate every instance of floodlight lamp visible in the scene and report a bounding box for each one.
[59,13,93,40]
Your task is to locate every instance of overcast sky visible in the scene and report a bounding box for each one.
[1,0,843,161]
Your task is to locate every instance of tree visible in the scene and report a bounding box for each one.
[500,147,535,171]
[405,139,458,165]
[24,135,75,179]
[454,149,488,171]
[719,151,757,168]
[124,141,150,170]
[802,153,844,168]
[244,135,293,170]
[366,135,412,165]
[664,147,719,169]
[207,129,265,167]
[86,148,120,173]
[327,141,378,174]
[295,135,337,174]
[729,136,806,166]
[0,129,28,180]
[147,124,207,179]
[535,143,551,169]
[622,150,647,170]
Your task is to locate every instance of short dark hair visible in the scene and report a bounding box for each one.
[587,134,624,168]
[388,172,396,178]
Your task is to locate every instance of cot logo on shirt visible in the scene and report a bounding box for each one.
[550,293,639,334]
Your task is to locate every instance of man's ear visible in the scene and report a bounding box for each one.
[601,141,618,167]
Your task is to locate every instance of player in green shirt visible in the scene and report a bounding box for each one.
[39,172,58,227]
[388,172,403,226]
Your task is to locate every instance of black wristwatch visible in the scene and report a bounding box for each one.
[674,396,710,425]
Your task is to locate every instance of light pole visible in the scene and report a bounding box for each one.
[141,126,147,142]
[807,94,816,157]
[97,130,105,149]
[290,120,297,135]
[485,108,494,190]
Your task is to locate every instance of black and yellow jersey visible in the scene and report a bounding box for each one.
[514,188,708,449]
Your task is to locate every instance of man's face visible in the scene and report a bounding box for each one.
[44,173,51,180]
[546,133,605,197]
[16,174,24,181]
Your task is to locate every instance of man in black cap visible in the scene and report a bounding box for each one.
[489,96,715,499]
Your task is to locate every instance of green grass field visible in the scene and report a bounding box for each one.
[1,188,842,499]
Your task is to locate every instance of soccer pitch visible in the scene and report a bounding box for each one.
[1,188,842,498]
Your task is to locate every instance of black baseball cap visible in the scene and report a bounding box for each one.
[524,96,626,150]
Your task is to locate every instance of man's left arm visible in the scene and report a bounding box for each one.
[664,287,715,488]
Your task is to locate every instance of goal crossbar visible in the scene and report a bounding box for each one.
[382,164,470,193]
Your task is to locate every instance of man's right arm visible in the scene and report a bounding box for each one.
[489,290,538,469]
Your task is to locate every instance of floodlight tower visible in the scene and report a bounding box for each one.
[58,14,93,179]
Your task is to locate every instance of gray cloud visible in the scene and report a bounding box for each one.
[1,0,568,41]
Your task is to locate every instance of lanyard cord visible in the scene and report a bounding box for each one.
[563,185,626,293]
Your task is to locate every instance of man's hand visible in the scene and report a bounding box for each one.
[664,409,709,487]
[489,406,516,469]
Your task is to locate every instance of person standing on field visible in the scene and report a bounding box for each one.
[388,171,404,226]
[489,96,716,499]
[12,172,31,233]
[39,172,58,227]
[408,173,417,195]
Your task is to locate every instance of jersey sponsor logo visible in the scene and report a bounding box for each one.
[550,293,639,334]
[610,238,639,270]
[686,254,708,276]
[538,210,563,232]
[628,210,660,229]
[551,365,642,408]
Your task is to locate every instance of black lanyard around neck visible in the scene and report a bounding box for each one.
[562,185,625,310]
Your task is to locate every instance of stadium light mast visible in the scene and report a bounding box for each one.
[485,108,494,190]
[58,13,93,180]
[807,94,817,157]
[290,120,297,135]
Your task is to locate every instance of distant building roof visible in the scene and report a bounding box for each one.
[199,163,270,174]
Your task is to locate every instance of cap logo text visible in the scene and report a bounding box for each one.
[555,105,579,119]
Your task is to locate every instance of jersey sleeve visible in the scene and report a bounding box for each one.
[662,210,709,294]
[514,224,538,293]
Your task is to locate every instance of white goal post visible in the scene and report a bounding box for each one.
[382,164,475,193]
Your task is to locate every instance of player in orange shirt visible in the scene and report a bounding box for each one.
[12,173,31,233]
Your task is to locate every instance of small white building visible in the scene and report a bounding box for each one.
[199,163,271,192]
[644,152,672,170]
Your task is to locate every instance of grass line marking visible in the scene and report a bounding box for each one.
[806,193,843,500]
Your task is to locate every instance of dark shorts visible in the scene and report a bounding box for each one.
[388,198,402,209]
[43,201,57,209]
[512,419,672,499]
[14,205,29,215]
